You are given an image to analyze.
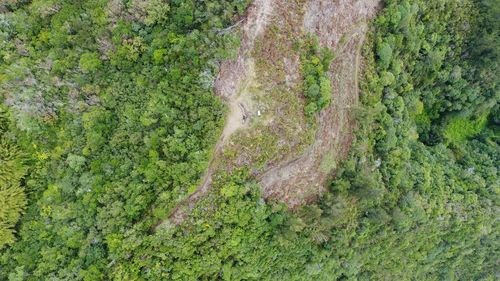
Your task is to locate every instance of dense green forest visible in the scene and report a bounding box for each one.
[0,0,498,280]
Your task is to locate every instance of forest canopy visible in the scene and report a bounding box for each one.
[0,0,498,280]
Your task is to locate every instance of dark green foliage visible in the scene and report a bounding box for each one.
[369,0,499,145]
[301,36,334,116]
[0,0,251,278]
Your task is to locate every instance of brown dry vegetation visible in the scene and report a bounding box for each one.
[260,0,380,207]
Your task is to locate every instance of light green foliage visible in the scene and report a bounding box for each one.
[65,154,86,172]
[377,42,393,68]
[126,0,170,26]
[152,48,167,65]
[380,70,395,86]
[0,111,27,249]
[143,0,170,26]
[0,172,26,248]
[444,114,488,143]
[0,140,25,192]
[79,52,101,73]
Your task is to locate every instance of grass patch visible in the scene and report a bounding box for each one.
[320,150,337,173]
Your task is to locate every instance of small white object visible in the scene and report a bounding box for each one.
[257,110,261,116]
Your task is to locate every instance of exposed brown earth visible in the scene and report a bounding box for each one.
[162,0,380,227]
[214,0,273,101]
[260,0,380,207]
[260,23,369,207]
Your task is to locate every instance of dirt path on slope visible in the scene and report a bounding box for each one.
[165,0,274,226]
[259,0,379,207]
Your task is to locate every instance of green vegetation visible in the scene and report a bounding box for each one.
[0,0,498,280]
[301,36,334,116]
[0,0,251,278]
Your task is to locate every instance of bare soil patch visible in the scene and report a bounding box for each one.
[260,0,380,207]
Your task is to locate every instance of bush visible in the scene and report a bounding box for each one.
[79,52,102,73]
[301,37,333,117]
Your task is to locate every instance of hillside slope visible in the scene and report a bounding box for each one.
[167,0,380,225]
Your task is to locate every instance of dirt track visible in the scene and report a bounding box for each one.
[163,0,380,226]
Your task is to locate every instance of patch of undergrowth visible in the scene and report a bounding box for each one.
[444,113,488,144]
[301,36,334,116]
[220,69,314,171]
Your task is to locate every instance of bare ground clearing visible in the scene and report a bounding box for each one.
[160,0,380,227]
